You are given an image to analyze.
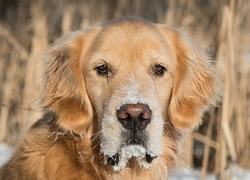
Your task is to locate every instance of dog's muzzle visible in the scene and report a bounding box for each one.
[105,103,157,167]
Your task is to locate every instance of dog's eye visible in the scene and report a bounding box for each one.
[95,64,108,76]
[153,64,166,76]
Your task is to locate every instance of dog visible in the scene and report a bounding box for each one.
[0,17,219,179]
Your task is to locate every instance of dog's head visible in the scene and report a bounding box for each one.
[41,17,218,170]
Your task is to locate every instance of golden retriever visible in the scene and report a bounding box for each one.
[1,17,219,179]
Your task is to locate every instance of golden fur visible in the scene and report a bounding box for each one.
[0,17,219,180]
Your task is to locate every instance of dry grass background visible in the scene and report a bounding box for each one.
[0,0,249,179]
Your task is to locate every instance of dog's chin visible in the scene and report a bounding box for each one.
[104,143,158,171]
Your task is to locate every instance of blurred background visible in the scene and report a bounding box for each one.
[0,0,249,179]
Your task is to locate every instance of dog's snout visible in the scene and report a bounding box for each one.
[117,104,151,131]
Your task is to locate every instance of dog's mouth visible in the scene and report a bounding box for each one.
[107,151,157,166]
[105,144,158,171]
[103,128,158,170]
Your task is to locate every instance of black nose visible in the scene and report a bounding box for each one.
[117,104,151,131]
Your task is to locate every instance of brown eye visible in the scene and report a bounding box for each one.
[153,64,166,76]
[95,64,108,76]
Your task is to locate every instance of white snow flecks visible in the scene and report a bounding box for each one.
[113,145,149,171]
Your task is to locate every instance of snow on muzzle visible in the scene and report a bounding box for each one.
[100,76,164,171]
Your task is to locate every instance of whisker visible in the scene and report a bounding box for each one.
[93,140,102,149]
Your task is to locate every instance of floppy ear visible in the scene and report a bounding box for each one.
[159,27,219,131]
[41,30,98,134]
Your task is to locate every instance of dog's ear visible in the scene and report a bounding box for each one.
[41,29,99,134]
[159,26,219,131]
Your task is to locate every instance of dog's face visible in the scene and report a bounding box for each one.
[83,21,175,169]
[41,18,218,171]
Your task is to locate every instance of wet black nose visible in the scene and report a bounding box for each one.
[117,104,151,131]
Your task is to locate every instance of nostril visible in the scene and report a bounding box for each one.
[138,113,144,118]
[138,112,151,120]
[117,106,132,121]
[118,112,130,121]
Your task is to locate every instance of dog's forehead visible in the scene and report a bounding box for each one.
[88,21,175,67]
[99,22,164,51]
